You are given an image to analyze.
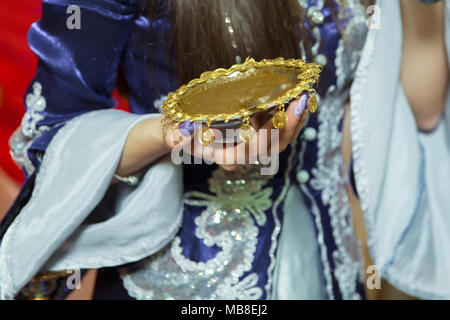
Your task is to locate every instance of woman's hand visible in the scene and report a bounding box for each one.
[166,93,310,172]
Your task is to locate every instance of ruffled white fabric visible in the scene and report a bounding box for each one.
[0,110,184,300]
[350,0,450,299]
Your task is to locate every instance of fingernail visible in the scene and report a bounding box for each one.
[295,92,309,117]
[179,121,195,137]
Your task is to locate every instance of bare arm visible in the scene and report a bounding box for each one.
[400,0,448,131]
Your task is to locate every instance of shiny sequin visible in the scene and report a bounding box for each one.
[310,10,325,25]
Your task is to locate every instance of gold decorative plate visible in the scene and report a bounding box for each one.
[161,57,322,145]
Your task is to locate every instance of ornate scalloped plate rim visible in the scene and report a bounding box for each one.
[161,57,322,125]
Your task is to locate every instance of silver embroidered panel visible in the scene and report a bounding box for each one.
[122,165,275,300]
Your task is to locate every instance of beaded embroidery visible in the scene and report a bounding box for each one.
[303,0,368,299]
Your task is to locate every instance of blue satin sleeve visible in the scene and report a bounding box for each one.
[25,0,138,169]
